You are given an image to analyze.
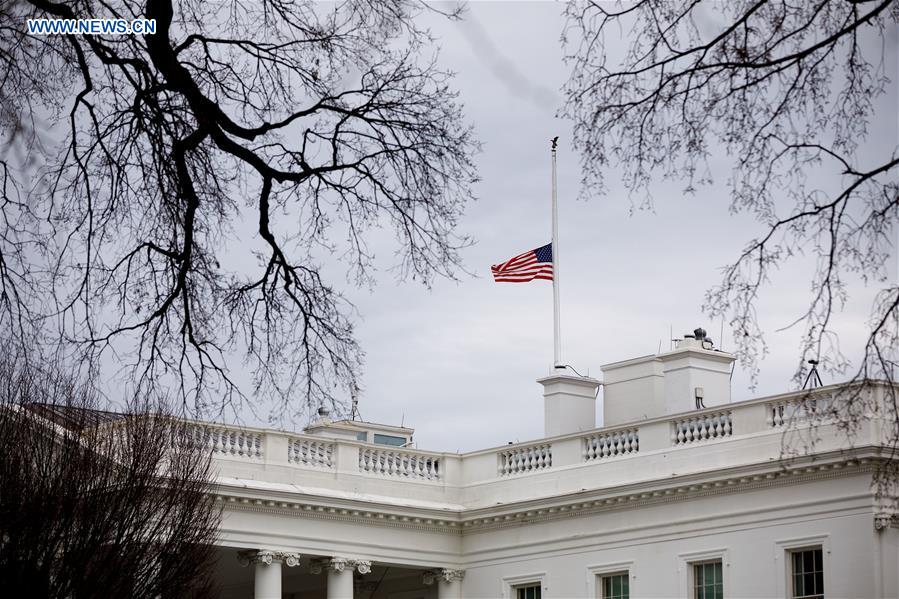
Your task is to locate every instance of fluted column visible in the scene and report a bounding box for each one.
[238,550,301,599]
[424,568,465,599]
[311,557,372,599]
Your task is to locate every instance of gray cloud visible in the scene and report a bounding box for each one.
[221,2,897,454]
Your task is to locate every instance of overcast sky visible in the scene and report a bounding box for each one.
[226,2,899,453]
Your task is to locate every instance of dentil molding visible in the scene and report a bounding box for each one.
[217,456,878,535]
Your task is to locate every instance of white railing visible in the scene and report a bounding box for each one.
[289,438,334,469]
[583,428,639,461]
[768,395,834,427]
[187,424,264,459]
[499,443,552,475]
[672,411,733,445]
[358,447,441,481]
[189,382,879,491]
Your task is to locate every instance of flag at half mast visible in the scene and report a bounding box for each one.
[491,243,553,283]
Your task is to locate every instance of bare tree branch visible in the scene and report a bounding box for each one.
[0,0,479,420]
[564,0,898,495]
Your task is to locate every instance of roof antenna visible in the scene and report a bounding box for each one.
[802,359,823,390]
[719,317,725,352]
[350,384,362,421]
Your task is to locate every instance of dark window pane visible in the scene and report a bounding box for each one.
[693,561,723,599]
[791,548,824,599]
[516,585,541,599]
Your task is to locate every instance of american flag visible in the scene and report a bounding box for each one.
[491,243,553,282]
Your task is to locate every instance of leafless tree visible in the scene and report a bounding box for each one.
[0,346,221,598]
[563,2,898,453]
[0,0,478,419]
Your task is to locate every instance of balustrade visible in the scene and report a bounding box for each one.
[182,424,264,459]
[768,395,833,427]
[358,447,441,481]
[672,411,733,445]
[288,438,334,469]
[583,428,639,460]
[186,384,868,488]
[499,443,552,475]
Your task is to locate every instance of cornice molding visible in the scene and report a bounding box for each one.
[215,455,882,536]
[217,495,461,534]
[461,459,876,534]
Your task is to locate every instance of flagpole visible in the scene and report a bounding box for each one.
[551,137,562,368]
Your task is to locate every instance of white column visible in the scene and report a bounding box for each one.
[328,558,352,599]
[255,557,281,599]
[424,569,465,599]
[238,549,301,599]
[311,557,372,599]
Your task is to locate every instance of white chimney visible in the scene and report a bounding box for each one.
[600,327,736,427]
[538,371,602,437]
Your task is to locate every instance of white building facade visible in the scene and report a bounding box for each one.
[198,335,899,599]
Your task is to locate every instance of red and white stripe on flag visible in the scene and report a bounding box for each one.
[491,243,553,283]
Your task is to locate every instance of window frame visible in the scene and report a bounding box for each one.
[599,571,630,599]
[690,559,724,599]
[513,583,542,599]
[502,572,547,599]
[788,546,824,599]
[678,548,729,599]
[776,535,830,599]
[587,561,634,599]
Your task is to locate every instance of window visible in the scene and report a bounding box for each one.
[373,433,406,446]
[355,431,368,442]
[600,572,629,599]
[790,548,824,599]
[692,560,723,599]
[503,572,545,599]
[515,585,541,599]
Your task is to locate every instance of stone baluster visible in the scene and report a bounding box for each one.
[238,549,301,599]
[423,568,465,599]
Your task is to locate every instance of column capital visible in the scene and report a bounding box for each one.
[310,556,371,574]
[351,559,372,574]
[281,552,302,567]
[310,556,346,574]
[423,568,465,585]
[238,549,276,567]
[238,549,301,567]
[875,512,894,530]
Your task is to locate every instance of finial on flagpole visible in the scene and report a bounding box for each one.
[551,136,559,152]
